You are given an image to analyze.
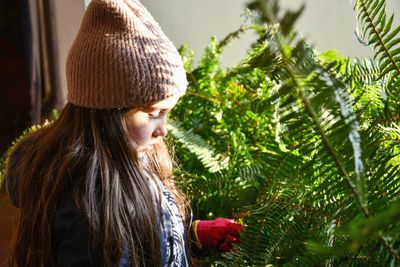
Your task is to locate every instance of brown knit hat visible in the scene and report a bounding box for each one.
[66,0,187,109]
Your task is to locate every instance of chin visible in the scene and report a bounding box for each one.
[137,144,153,153]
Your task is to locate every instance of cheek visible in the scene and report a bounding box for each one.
[124,111,155,146]
[131,125,154,145]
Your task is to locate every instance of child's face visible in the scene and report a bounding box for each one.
[124,94,181,153]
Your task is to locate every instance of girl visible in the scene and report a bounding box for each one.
[3,0,242,266]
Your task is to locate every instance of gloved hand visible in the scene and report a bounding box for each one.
[193,218,244,252]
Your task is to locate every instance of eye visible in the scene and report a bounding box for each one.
[149,110,162,119]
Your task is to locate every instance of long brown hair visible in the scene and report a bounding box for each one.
[6,103,188,267]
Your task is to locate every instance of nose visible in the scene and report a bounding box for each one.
[153,119,168,138]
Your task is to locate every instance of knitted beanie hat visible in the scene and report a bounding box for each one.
[66,0,187,109]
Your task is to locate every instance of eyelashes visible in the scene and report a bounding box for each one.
[149,110,167,119]
[149,112,161,119]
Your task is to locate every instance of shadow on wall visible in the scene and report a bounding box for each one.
[0,0,31,156]
[0,1,31,266]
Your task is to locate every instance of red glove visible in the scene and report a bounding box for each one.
[193,218,244,252]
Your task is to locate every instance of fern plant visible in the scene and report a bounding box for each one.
[0,0,398,265]
[356,0,400,98]
[169,0,400,265]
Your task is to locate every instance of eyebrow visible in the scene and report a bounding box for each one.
[141,106,171,112]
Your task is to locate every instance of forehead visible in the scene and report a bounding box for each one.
[147,94,181,110]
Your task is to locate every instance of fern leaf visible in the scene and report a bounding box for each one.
[168,120,228,173]
[355,0,400,85]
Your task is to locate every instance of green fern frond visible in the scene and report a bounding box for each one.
[168,120,229,173]
[355,0,400,89]
[171,0,400,265]
[346,57,383,84]
[219,194,328,266]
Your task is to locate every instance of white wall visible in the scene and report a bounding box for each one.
[52,0,400,97]
[140,0,400,66]
[140,0,256,67]
[50,0,86,101]
[280,0,400,59]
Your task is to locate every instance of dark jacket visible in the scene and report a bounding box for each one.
[4,143,190,267]
[5,144,101,266]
